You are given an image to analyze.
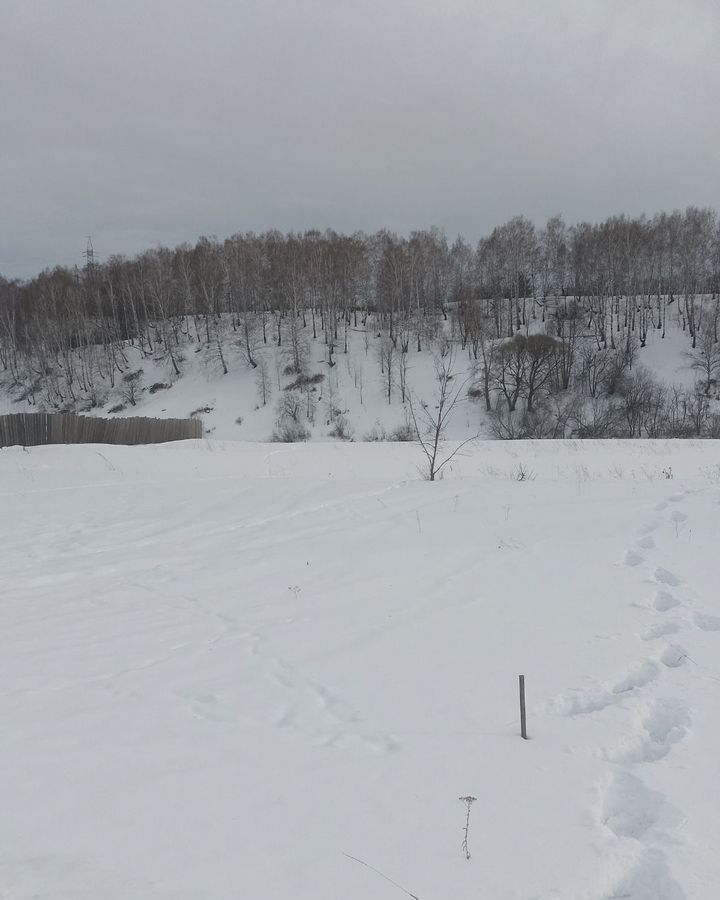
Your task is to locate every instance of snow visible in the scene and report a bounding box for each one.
[2,438,720,898]
[0,322,468,443]
[0,308,705,443]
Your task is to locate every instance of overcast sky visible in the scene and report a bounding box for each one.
[2,0,719,278]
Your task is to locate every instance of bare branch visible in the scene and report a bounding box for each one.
[343,853,423,900]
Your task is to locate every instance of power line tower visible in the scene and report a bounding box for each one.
[82,236,96,281]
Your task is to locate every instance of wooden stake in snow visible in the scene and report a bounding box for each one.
[519,674,528,740]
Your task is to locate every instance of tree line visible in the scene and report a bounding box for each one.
[1,208,719,438]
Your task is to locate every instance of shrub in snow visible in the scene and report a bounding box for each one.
[189,405,214,418]
[272,389,312,441]
[512,463,536,481]
[363,423,388,442]
[284,372,324,392]
[328,415,354,441]
[271,420,310,442]
[389,422,415,441]
[120,369,144,407]
[706,413,720,438]
[363,421,414,442]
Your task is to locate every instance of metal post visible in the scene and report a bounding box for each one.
[519,674,528,739]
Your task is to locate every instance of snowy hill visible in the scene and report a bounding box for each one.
[0,319,475,442]
[1,308,712,444]
[2,438,720,898]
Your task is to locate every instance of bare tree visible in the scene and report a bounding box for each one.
[408,347,477,481]
[475,321,498,411]
[354,360,364,405]
[286,315,308,374]
[255,354,271,406]
[685,329,720,396]
[621,368,664,437]
[205,315,229,374]
[522,334,559,412]
[494,338,527,412]
[397,348,410,403]
[238,314,261,369]
[377,336,395,404]
[323,371,340,424]
[120,368,144,407]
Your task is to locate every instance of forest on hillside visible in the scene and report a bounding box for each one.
[1,208,720,440]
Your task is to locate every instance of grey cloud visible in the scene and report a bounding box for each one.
[1,0,719,276]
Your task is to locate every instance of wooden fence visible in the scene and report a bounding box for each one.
[0,413,202,448]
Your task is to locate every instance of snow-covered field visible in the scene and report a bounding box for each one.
[2,438,720,899]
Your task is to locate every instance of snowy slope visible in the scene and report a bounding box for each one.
[0,324,470,442]
[96,319,710,441]
[0,311,705,442]
[2,439,720,899]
